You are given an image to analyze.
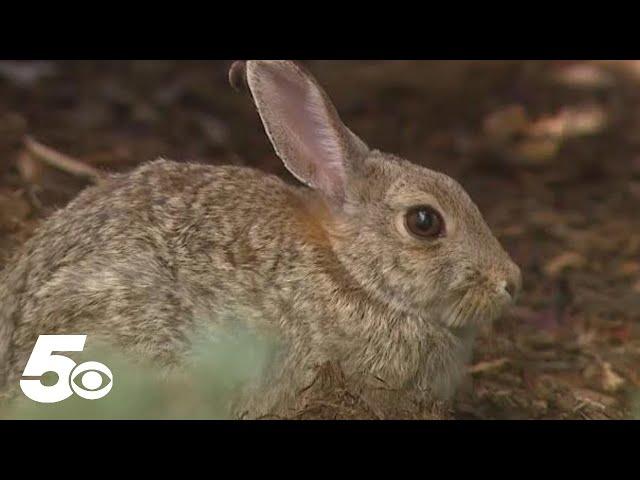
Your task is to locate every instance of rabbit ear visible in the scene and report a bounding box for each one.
[244,60,369,202]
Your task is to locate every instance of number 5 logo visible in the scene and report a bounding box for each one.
[20,335,113,404]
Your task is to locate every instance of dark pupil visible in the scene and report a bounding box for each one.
[415,210,432,230]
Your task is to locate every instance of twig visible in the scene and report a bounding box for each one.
[23,136,104,183]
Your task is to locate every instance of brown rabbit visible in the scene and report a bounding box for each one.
[0,61,520,418]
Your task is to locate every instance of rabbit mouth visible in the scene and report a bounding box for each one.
[439,285,512,329]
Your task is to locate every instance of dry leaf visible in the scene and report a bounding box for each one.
[528,105,608,139]
[469,358,509,374]
[619,261,640,277]
[573,388,617,409]
[499,224,526,237]
[553,63,615,89]
[0,61,56,87]
[560,105,608,137]
[601,362,625,392]
[514,137,561,165]
[544,251,587,276]
[576,327,597,348]
[483,104,528,142]
[16,151,44,185]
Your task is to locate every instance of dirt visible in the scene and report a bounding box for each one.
[0,60,638,419]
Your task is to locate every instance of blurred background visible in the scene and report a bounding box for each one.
[0,60,638,419]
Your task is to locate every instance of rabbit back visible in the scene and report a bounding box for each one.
[1,159,308,389]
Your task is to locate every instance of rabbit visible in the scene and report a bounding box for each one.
[0,60,521,418]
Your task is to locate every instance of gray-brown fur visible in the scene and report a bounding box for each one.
[0,61,520,417]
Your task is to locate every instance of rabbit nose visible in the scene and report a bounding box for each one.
[502,264,522,301]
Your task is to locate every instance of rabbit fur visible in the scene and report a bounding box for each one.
[0,61,521,417]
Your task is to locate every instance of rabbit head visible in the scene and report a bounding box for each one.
[240,60,521,329]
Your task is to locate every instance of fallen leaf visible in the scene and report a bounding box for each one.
[532,399,548,412]
[528,105,608,139]
[601,362,625,392]
[576,327,597,347]
[483,104,529,142]
[573,388,617,409]
[619,261,640,277]
[16,151,44,185]
[513,137,561,166]
[469,358,509,374]
[560,105,608,137]
[0,61,56,87]
[528,115,567,139]
[544,251,587,276]
[553,63,615,89]
[499,224,526,237]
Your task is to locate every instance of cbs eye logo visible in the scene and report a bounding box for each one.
[20,335,114,404]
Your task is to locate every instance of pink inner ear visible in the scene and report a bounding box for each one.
[258,64,347,200]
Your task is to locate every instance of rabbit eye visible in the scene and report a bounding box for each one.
[405,206,444,239]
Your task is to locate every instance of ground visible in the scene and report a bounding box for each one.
[0,60,638,419]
